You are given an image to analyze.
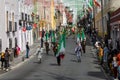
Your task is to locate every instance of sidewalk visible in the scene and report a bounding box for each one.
[10,40,41,68]
[87,35,113,80]
[0,39,45,74]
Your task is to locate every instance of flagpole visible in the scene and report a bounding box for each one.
[93,0,95,30]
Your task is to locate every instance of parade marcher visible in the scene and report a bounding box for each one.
[1,51,5,70]
[56,42,65,66]
[36,46,42,63]
[56,43,61,66]
[45,41,49,54]
[26,42,30,58]
[75,42,82,62]
[53,42,58,56]
[41,38,44,48]
[4,48,10,71]
[81,39,86,53]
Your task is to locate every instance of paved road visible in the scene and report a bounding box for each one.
[0,36,107,80]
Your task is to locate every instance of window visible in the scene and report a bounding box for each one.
[9,21,12,32]
[9,38,12,49]
[25,14,27,21]
[15,38,17,47]
[21,13,24,20]
[6,11,9,31]
[12,13,14,31]
[28,15,30,21]
[15,22,17,31]
[0,39,2,52]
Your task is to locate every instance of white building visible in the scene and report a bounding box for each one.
[0,0,34,52]
[0,0,19,52]
[18,0,34,52]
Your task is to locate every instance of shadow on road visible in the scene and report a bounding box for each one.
[70,59,78,63]
[50,63,58,66]
[40,70,75,80]
[88,71,107,80]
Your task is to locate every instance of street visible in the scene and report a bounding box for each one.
[0,36,107,80]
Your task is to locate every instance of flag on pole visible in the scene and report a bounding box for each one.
[45,31,49,41]
[81,29,86,41]
[77,33,80,43]
[86,0,93,11]
[52,31,55,42]
[94,0,100,8]
[56,29,66,58]
[51,0,56,30]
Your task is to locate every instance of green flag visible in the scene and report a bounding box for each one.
[45,31,49,41]
[81,29,85,41]
[56,30,66,57]
[52,31,55,42]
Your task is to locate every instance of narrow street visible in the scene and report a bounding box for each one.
[0,36,107,80]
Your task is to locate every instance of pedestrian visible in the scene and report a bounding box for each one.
[98,43,103,65]
[36,46,42,63]
[112,55,118,80]
[103,45,109,72]
[55,43,61,66]
[41,38,44,48]
[4,48,10,71]
[26,42,30,58]
[56,53,61,66]
[81,39,86,53]
[75,42,82,62]
[45,41,49,54]
[0,50,5,70]
[53,42,58,56]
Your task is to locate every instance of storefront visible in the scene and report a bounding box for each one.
[110,8,120,50]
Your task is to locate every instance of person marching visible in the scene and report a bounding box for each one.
[81,39,86,53]
[45,41,49,55]
[75,42,82,62]
[36,46,42,63]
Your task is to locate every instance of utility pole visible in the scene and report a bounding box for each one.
[93,0,95,30]
[101,0,104,37]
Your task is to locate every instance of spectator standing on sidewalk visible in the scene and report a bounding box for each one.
[112,54,118,80]
[103,45,109,72]
[1,51,5,70]
[4,48,10,71]
[98,43,103,65]
[26,42,30,58]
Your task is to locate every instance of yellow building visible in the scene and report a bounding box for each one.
[94,0,120,37]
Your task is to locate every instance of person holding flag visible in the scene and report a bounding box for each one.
[55,29,66,66]
[81,28,86,53]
